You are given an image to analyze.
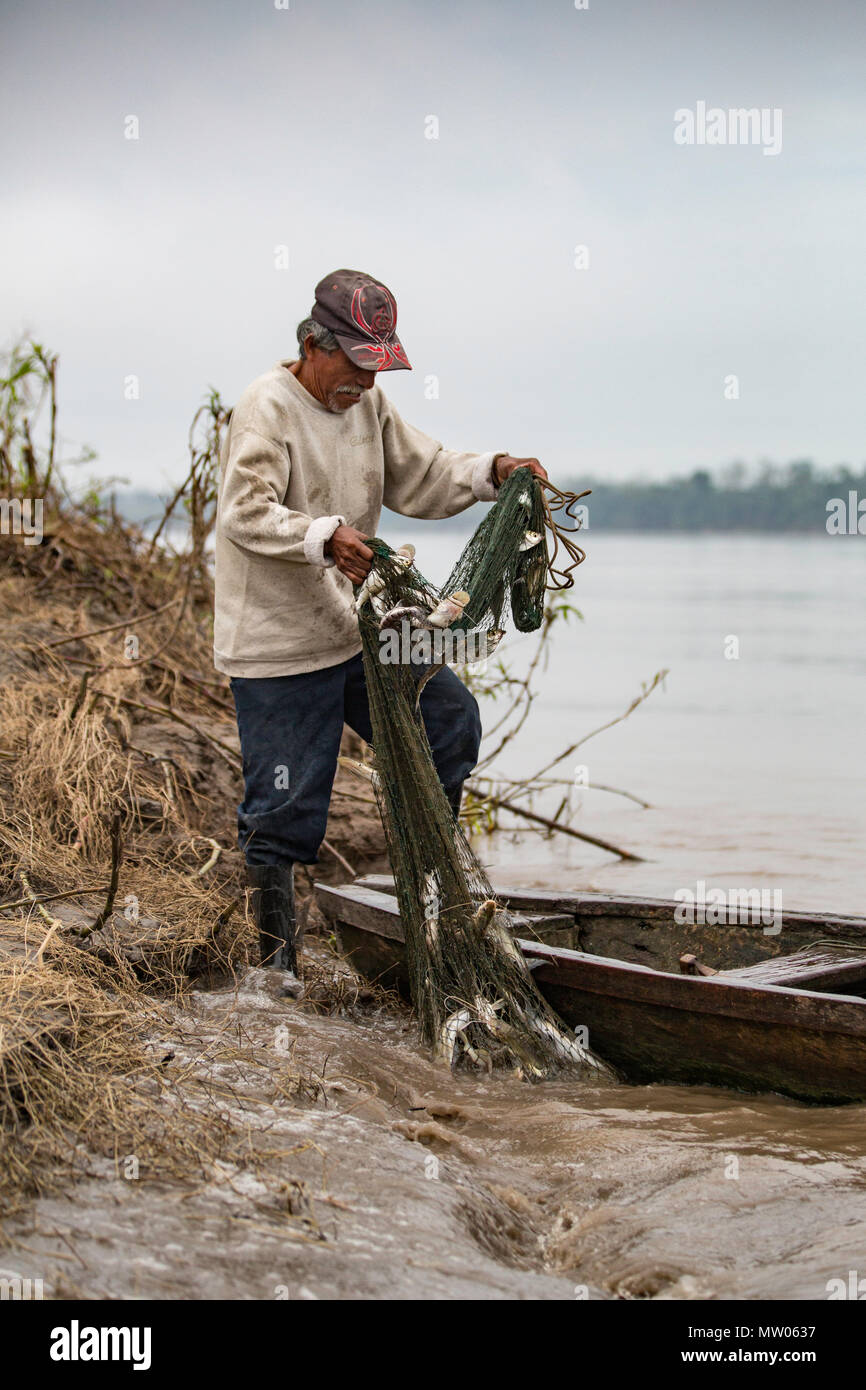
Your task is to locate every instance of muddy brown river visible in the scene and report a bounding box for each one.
[5,945,865,1301]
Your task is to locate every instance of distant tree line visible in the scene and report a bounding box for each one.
[568,461,866,532]
[113,461,866,537]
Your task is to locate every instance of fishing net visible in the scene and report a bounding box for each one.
[354,471,614,1080]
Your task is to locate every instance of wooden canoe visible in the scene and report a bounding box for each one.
[314,875,866,1105]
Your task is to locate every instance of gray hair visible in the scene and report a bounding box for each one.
[296,316,339,359]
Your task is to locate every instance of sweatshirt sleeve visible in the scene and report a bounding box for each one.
[217,425,345,568]
[377,391,501,519]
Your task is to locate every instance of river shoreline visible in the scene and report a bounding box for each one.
[4,934,864,1301]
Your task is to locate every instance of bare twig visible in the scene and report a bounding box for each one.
[42,595,184,648]
[477,794,644,861]
[145,460,198,560]
[321,839,357,878]
[529,669,669,784]
[90,814,124,934]
[471,772,652,810]
[17,871,65,927]
[0,883,107,913]
[67,670,91,724]
[194,838,222,878]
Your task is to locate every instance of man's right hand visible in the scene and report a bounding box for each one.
[326,525,374,585]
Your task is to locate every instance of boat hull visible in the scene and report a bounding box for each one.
[317,883,866,1105]
[526,942,866,1104]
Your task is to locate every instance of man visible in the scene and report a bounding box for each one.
[214,268,546,990]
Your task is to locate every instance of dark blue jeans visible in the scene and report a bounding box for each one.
[230,653,481,866]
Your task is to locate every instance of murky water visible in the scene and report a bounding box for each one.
[383,528,866,915]
[6,948,865,1300]
[372,525,865,1300]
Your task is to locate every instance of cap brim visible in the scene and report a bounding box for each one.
[335,332,411,372]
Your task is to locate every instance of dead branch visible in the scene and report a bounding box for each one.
[476,794,644,861]
[0,883,107,913]
[43,595,185,648]
[90,814,124,934]
[321,839,357,878]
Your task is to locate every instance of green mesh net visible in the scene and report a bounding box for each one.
[354,471,613,1080]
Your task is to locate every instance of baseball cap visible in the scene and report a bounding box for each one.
[310,269,411,372]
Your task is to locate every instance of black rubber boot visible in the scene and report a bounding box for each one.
[446,784,464,820]
[247,864,298,974]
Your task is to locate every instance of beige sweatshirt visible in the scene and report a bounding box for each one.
[213,361,499,678]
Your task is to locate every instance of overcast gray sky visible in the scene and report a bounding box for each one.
[2,0,864,489]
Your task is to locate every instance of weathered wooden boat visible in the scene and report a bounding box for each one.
[315,876,866,1104]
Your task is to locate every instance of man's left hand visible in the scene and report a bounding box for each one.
[493,455,548,486]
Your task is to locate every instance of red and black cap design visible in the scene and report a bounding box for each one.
[311,269,411,372]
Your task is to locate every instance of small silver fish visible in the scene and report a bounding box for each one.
[353,545,415,614]
[378,604,432,632]
[353,569,386,613]
[422,870,441,946]
[393,542,416,567]
[525,1009,602,1070]
[471,900,499,935]
[519,530,544,552]
[438,1006,475,1069]
[427,589,470,629]
[423,870,440,915]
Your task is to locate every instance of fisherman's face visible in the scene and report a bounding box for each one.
[304,339,377,413]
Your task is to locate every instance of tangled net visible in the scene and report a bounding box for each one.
[356,471,614,1080]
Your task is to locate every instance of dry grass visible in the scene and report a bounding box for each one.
[0,655,248,995]
[0,347,390,1212]
[0,501,384,1209]
[299,946,406,1019]
[0,918,265,1211]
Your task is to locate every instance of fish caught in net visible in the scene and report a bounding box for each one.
[352,471,614,1081]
